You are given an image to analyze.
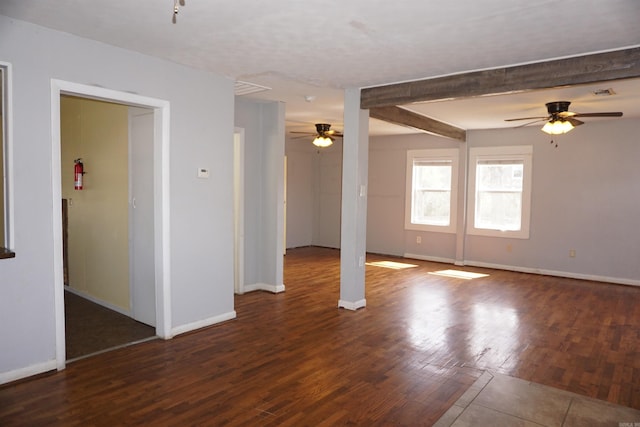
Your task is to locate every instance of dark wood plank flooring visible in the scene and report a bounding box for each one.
[64,290,156,360]
[1,246,639,425]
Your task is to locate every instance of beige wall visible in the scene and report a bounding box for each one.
[61,96,130,311]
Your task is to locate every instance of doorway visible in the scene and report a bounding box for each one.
[50,80,172,370]
[60,96,156,360]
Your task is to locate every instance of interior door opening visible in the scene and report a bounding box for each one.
[51,79,172,369]
[60,96,156,361]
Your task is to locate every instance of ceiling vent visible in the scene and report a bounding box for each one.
[592,88,616,96]
[234,81,271,96]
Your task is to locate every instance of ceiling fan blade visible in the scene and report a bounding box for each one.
[289,131,316,134]
[566,117,584,127]
[326,131,344,137]
[505,116,548,122]
[572,112,623,118]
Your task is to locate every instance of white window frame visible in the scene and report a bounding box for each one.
[405,148,459,233]
[467,145,533,239]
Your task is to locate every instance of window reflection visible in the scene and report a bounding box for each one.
[366,260,418,270]
[408,287,451,352]
[469,303,520,366]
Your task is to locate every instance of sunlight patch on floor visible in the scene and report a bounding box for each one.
[366,260,419,270]
[428,269,489,280]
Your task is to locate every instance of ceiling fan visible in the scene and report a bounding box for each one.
[291,123,343,147]
[505,101,623,135]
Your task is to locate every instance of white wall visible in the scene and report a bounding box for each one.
[285,117,640,285]
[368,134,461,258]
[0,15,236,381]
[313,141,343,249]
[235,98,285,291]
[465,120,640,283]
[284,142,314,249]
[284,138,346,250]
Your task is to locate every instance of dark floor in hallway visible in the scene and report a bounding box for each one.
[64,290,156,360]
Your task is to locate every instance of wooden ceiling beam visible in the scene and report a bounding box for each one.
[370,106,466,141]
[361,47,640,109]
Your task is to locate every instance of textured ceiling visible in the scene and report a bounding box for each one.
[1,0,640,137]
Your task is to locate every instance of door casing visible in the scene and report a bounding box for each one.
[50,79,172,370]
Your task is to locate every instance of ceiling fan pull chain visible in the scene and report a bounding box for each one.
[172,0,186,24]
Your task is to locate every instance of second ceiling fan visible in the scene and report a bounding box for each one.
[291,123,343,147]
[505,101,623,135]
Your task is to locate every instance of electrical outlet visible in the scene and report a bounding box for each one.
[506,244,512,252]
[416,236,422,244]
[569,249,576,258]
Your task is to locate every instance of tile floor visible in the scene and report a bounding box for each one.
[434,372,640,427]
[64,290,156,360]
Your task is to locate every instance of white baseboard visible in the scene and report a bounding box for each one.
[338,299,367,311]
[0,359,57,385]
[402,254,640,287]
[243,283,286,294]
[171,310,237,337]
[462,260,640,287]
[403,253,456,265]
[64,286,131,317]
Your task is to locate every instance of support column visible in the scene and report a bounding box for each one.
[263,101,286,292]
[338,88,369,310]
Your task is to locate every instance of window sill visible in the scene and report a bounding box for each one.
[0,247,15,259]
[405,224,457,234]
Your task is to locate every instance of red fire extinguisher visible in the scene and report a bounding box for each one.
[74,158,85,190]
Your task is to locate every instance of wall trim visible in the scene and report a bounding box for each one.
[403,253,456,265]
[338,299,367,311]
[0,360,57,386]
[64,287,131,317]
[403,253,639,287]
[463,260,640,287]
[243,282,286,294]
[171,311,237,337]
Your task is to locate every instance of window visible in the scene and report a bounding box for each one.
[405,148,459,233]
[467,146,532,239]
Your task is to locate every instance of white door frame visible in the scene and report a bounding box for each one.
[50,80,172,370]
[283,155,287,255]
[233,128,245,295]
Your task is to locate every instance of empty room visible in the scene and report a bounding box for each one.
[1,1,639,425]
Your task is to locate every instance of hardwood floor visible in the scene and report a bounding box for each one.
[1,246,639,425]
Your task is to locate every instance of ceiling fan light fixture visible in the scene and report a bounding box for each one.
[541,119,574,135]
[313,136,333,148]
